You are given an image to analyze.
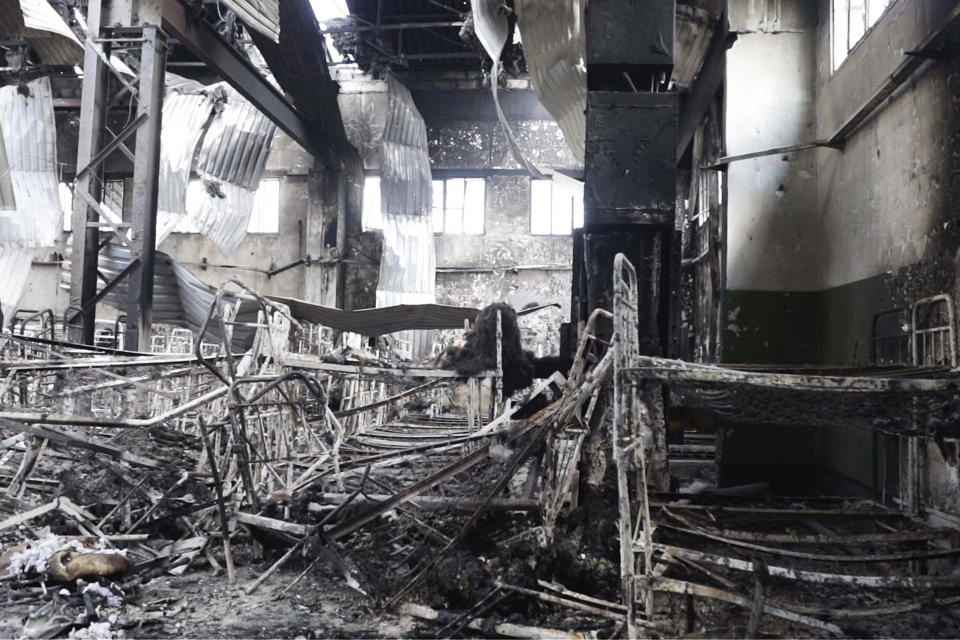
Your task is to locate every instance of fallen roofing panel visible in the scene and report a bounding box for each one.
[0,245,34,321]
[0,76,61,258]
[377,75,436,358]
[61,244,260,350]
[270,296,479,335]
[471,0,545,178]
[381,74,431,216]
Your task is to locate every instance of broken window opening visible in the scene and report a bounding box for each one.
[247,178,281,234]
[832,0,895,71]
[529,179,583,236]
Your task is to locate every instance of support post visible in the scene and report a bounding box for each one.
[124,25,166,351]
[68,0,108,344]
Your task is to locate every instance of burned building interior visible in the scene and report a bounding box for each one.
[5,0,960,637]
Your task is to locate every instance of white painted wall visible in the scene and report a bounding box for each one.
[725,28,821,291]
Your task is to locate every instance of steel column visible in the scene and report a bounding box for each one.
[68,0,109,344]
[124,26,166,351]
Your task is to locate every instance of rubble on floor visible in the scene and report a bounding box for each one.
[2,266,960,639]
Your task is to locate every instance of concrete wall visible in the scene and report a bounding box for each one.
[723,0,821,363]
[722,0,960,516]
[813,0,960,520]
[815,0,960,364]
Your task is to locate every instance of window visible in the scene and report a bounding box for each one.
[60,180,124,232]
[362,176,484,234]
[530,179,583,235]
[361,176,383,231]
[173,178,280,234]
[432,178,484,235]
[247,178,280,233]
[833,0,894,70]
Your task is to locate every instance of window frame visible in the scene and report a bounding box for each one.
[832,0,896,73]
[246,177,282,235]
[528,178,583,237]
[431,177,486,236]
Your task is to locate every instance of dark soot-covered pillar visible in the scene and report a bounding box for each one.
[578,0,678,356]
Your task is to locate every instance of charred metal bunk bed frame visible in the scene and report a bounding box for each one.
[612,253,960,637]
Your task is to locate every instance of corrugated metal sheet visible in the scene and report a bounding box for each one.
[0,76,61,247]
[675,3,717,88]
[248,0,352,158]
[377,214,436,358]
[156,82,214,243]
[197,83,276,190]
[220,0,279,43]
[470,0,507,58]
[381,74,431,216]
[377,75,436,358]
[177,82,276,255]
[60,244,259,349]
[514,0,586,163]
[0,0,82,66]
[188,180,256,255]
[472,0,545,178]
[0,120,14,211]
[0,245,34,320]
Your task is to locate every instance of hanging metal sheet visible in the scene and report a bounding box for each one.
[514,0,586,163]
[377,75,436,357]
[381,74,432,216]
[0,245,34,320]
[0,0,82,66]
[0,76,61,247]
[188,180,257,255]
[471,0,545,178]
[156,80,214,243]
[220,0,280,43]
[377,214,437,358]
[188,82,276,254]
[197,83,276,190]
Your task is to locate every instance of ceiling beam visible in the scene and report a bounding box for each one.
[160,0,328,161]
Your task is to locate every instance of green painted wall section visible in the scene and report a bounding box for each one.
[723,290,821,364]
[720,274,900,496]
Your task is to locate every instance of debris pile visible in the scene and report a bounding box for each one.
[1,263,960,638]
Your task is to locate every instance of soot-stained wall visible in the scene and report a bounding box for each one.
[814,0,960,521]
[337,70,581,356]
[721,0,960,518]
